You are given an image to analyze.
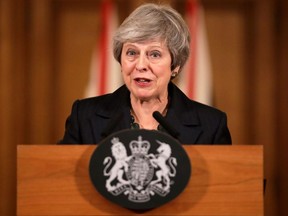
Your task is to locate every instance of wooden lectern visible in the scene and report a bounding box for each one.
[17,145,263,216]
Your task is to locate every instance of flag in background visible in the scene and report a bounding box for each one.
[84,0,122,98]
[175,0,213,105]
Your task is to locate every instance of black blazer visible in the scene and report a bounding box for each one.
[59,83,232,144]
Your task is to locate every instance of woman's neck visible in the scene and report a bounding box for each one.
[130,95,168,130]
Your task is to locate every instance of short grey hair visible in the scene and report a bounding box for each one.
[113,3,191,72]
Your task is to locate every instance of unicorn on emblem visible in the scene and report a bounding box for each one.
[149,140,177,191]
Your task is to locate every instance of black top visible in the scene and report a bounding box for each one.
[59,82,232,144]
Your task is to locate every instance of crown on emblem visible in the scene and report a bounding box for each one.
[129,136,150,155]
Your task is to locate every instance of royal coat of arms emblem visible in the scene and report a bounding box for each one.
[103,136,177,202]
[89,129,191,210]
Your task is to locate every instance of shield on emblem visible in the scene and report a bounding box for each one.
[89,129,191,210]
[127,154,154,191]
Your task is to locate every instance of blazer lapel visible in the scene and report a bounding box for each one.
[167,83,203,144]
[88,83,203,144]
[90,85,131,143]
[166,109,202,144]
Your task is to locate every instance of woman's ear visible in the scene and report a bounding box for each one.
[171,66,180,78]
[175,66,180,72]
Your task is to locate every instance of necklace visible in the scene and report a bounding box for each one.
[130,113,141,129]
[130,102,168,131]
[130,112,164,131]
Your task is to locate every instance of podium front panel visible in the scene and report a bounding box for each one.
[17,145,263,216]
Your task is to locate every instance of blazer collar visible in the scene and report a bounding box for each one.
[93,83,201,124]
[94,85,131,118]
[167,82,200,126]
[92,83,202,143]
[91,85,131,140]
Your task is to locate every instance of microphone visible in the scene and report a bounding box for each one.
[153,111,179,139]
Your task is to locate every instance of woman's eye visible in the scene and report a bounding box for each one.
[150,51,161,58]
[126,50,137,56]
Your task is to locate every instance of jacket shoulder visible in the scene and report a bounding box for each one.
[74,85,129,114]
[170,82,226,118]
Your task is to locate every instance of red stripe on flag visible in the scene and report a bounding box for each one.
[186,0,199,99]
[99,1,112,95]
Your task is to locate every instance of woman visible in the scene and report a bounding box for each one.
[59,3,232,144]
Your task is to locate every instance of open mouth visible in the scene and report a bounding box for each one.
[134,78,151,83]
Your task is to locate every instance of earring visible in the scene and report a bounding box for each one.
[171,71,178,78]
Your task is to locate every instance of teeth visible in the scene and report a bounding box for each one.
[137,78,149,82]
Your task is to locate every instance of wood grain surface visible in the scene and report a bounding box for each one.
[17,145,263,216]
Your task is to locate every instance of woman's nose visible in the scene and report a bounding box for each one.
[135,54,148,71]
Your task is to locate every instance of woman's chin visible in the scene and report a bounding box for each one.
[135,95,153,101]
[132,91,154,101]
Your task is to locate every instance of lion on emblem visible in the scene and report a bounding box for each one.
[103,138,131,191]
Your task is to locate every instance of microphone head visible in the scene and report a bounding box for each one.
[152,111,179,139]
[152,111,161,118]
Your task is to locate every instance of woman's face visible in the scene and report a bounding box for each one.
[120,40,173,101]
